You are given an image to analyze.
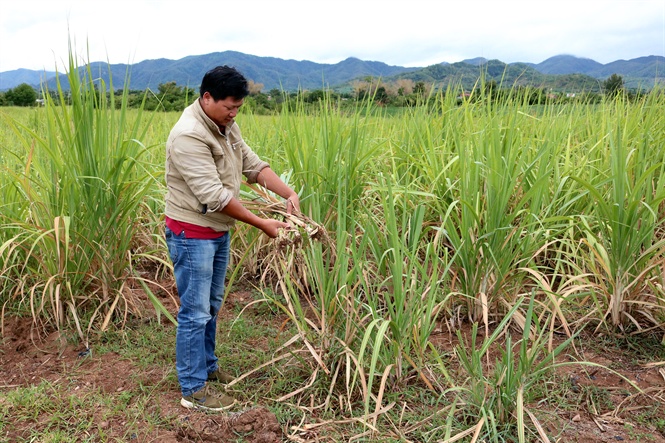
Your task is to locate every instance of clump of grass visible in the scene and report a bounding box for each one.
[0,40,171,343]
[571,93,665,331]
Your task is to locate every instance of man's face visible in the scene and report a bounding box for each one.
[201,92,243,128]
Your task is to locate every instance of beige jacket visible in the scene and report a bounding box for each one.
[164,99,269,231]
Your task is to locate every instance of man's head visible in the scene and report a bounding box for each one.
[199,66,249,128]
[200,65,249,101]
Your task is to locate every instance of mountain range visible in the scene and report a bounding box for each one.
[0,51,662,93]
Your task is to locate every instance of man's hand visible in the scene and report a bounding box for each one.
[285,193,300,215]
[257,168,301,215]
[261,218,291,238]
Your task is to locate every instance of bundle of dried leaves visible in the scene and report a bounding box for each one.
[240,183,332,290]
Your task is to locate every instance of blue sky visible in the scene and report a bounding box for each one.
[1,0,663,72]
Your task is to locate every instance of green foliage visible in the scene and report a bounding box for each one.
[454,295,580,440]
[115,81,197,112]
[570,93,665,329]
[0,42,171,338]
[3,83,38,106]
[603,73,625,97]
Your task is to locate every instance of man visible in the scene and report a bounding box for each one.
[164,65,300,411]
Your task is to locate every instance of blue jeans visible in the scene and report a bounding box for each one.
[165,227,230,397]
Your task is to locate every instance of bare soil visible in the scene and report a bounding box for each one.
[1,289,664,442]
[0,289,285,443]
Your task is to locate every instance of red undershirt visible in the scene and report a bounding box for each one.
[165,216,227,239]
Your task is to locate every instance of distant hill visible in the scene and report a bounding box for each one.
[461,57,488,66]
[0,52,662,92]
[533,54,604,75]
[384,59,605,93]
[0,51,417,92]
[586,56,665,88]
[0,68,56,90]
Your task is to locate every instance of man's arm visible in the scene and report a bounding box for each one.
[218,166,299,238]
[255,167,301,214]
[219,197,288,238]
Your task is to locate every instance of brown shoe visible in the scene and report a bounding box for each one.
[208,367,235,384]
[180,384,236,411]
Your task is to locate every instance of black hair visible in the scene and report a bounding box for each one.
[199,65,249,100]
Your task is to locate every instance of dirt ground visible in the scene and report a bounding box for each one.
[0,290,285,443]
[1,290,664,442]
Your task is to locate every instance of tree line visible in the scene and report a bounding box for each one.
[0,73,647,110]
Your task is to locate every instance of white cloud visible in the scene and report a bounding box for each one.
[1,0,663,72]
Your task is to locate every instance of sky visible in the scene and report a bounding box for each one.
[1,0,664,73]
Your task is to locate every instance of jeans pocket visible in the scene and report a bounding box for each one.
[165,227,180,263]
